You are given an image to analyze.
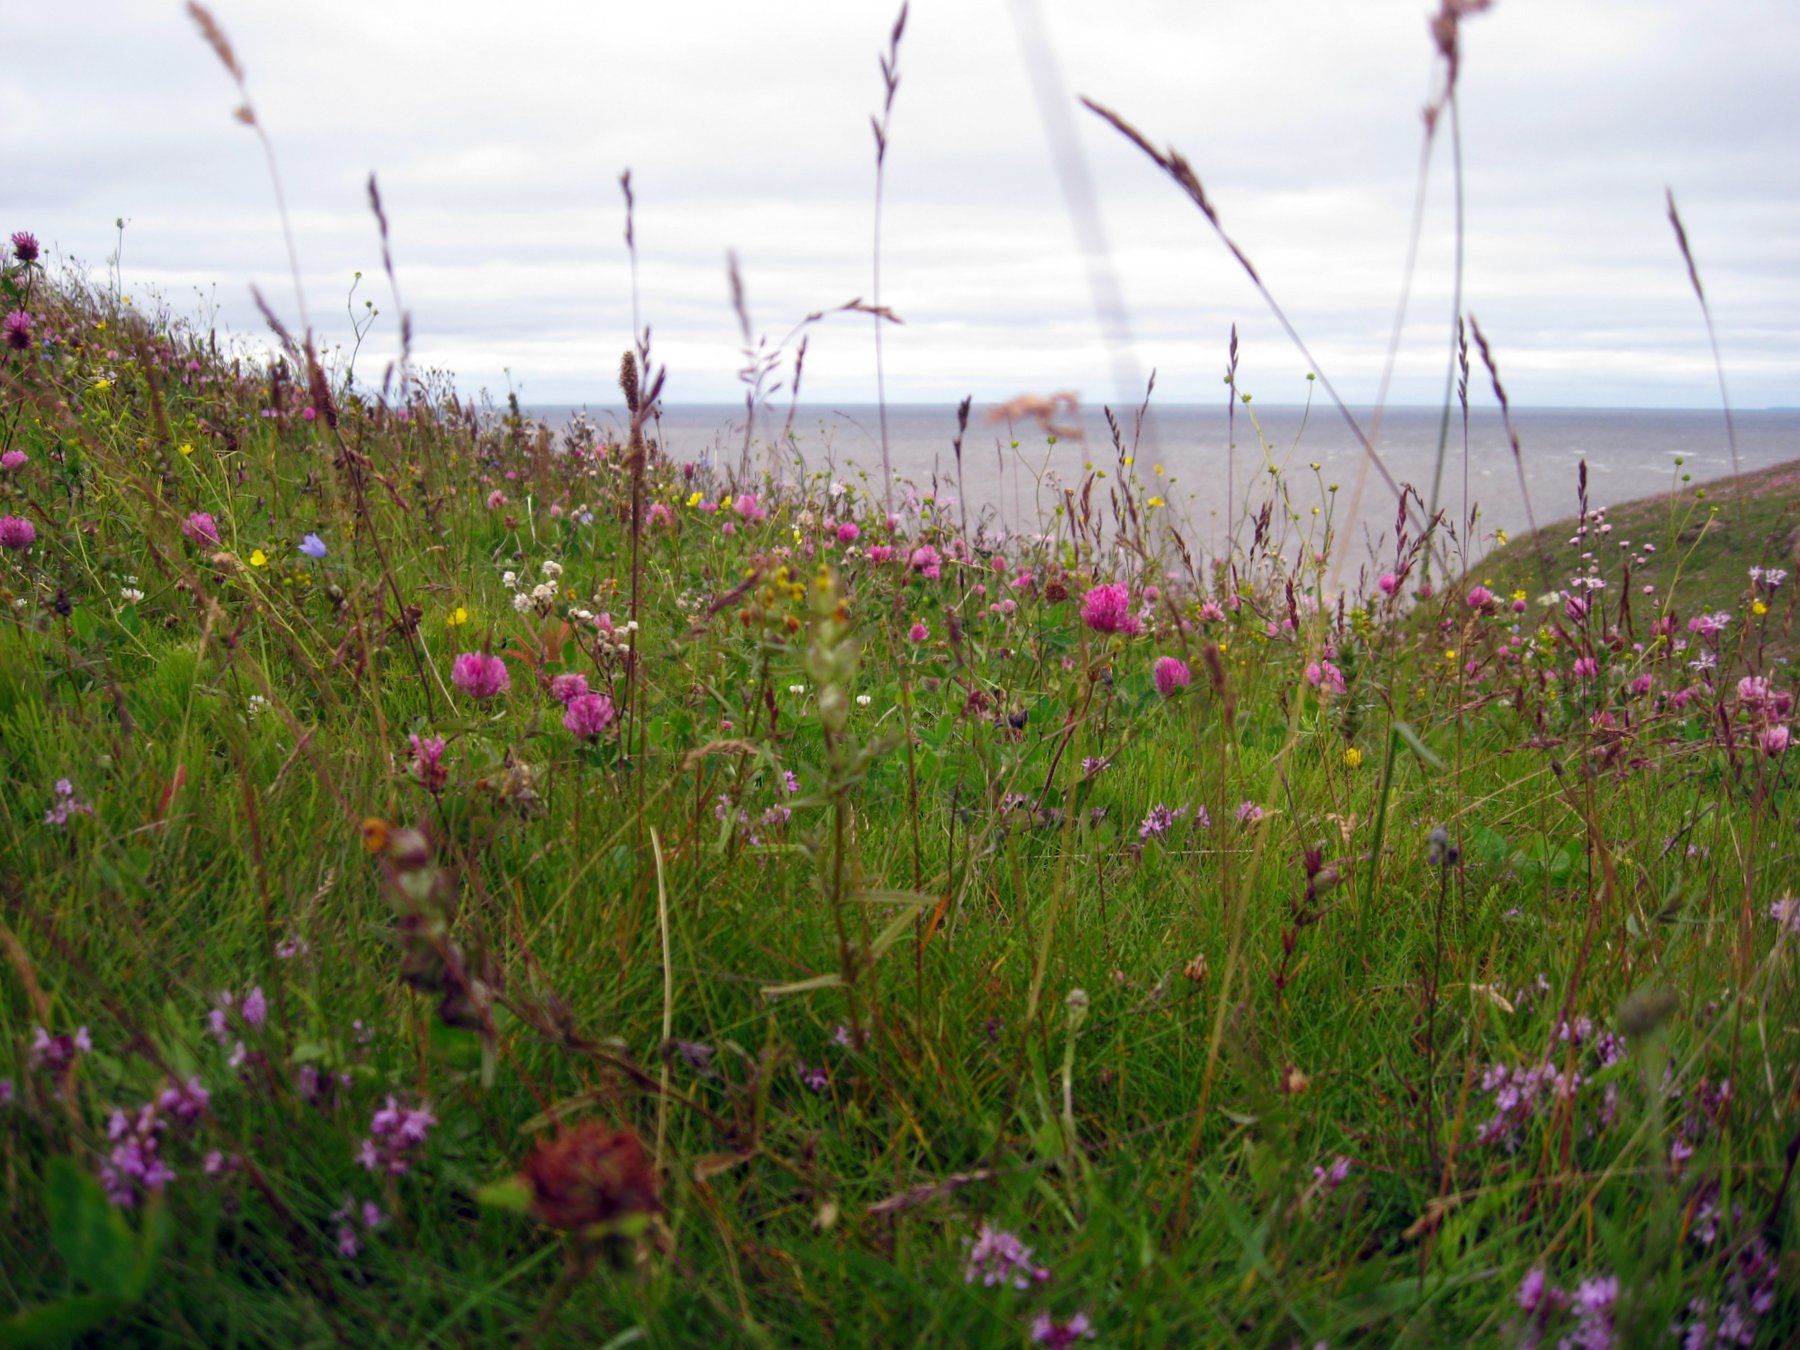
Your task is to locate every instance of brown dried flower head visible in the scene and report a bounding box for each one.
[520,1122,661,1232]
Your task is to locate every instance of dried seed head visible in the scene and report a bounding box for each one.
[520,1121,661,1232]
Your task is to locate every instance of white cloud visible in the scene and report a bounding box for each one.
[9,0,1797,407]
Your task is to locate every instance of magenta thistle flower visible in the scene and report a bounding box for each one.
[1153,655,1191,696]
[908,621,930,643]
[181,511,220,546]
[1465,585,1494,610]
[562,691,616,740]
[1080,583,1139,635]
[836,520,860,543]
[0,449,25,470]
[3,308,33,351]
[0,514,34,551]
[9,231,39,263]
[450,651,509,700]
[1377,571,1401,596]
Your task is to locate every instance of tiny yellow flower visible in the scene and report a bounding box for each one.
[1444,648,1458,663]
[1123,455,1134,466]
[178,442,195,457]
[1495,529,1508,546]
[1147,495,1165,508]
[1511,589,1527,603]
[1344,747,1364,768]
[1753,599,1768,616]
[249,549,268,568]
[447,605,470,627]
[92,378,113,393]
[1153,464,1166,477]
[686,491,703,507]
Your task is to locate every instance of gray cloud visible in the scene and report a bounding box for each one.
[9,0,1797,407]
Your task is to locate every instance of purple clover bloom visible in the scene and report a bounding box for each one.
[450,651,509,700]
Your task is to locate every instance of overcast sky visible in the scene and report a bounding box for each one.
[8,0,1798,408]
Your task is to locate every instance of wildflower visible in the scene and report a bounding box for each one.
[157,1076,212,1125]
[450,652,510,700]
[298,533,327,559]
[732,493,767,522]
[1138,805,1179,840]
[0,514,34,551]
[358,1095,436,1175]
[181,512,220,546]
[249,548,268,568]
[964,1222,1050,1289]
[907,544,942,579]
[1770,898,1800,934]
[1312,1155,1353,1191]
[101,1103,176,1207]
[549,672,590,705]
[3,308,33,351]
[1377,571,1400,597]
[1029,1312,1095,1347]
[1152,655,1191,696]
[908,620,930,643]
[646,501,672,528]
[1235,801,1264,826]
[518,1121,662,1230]
[1516,1267,1562,1315]
[1344,746,1364,768]
[1571,656,1599,681]
[1304,659,1347,695]
[797,1063,829,1094]
[43,778,93,826]
[446,605,469,627]
[867,544,895,564]
[1080,583,1139,635]
[241,986,267,1032]
[1688,612,1730,637]
[408,735,447,791]
[563,692,616,740]
[29,1026,92,1073]
[0,449,25,470]
[836,521,860,543]
[1759,724,1791,756]
[10,230,39,263]
[1466,585,1494,610]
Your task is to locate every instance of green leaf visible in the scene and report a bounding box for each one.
[0,1293,125,1347]
[474,1175,533,1214]
[45,1157,137,1300]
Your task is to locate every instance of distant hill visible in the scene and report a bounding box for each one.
[1467,457,1800,655]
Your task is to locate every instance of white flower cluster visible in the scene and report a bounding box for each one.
[504,560,564,616]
